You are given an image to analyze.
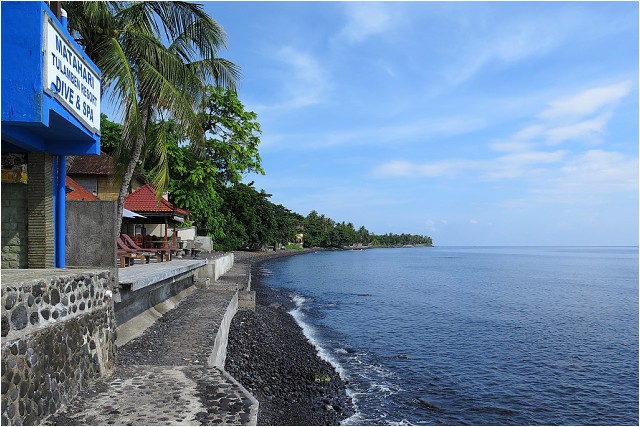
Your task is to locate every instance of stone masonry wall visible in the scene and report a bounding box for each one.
[1,270,117,425]
[1,183,28,269]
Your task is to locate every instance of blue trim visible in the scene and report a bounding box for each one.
[1,1,101,154]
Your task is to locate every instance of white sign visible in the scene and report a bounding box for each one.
[43,15,101,133]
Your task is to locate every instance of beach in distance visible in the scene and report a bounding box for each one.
[227,246,638,426]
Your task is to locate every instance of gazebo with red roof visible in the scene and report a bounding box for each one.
[124,184,189,249]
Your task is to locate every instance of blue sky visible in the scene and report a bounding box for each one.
[109,2,640,246]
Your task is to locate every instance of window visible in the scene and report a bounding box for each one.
[72,176,98,195]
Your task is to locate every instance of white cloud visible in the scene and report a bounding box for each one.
[372,159,478,178]
[498,149,638,209]
[445,18,559,84]
[484,150,566,180]
[266,46,328,109]
[544,113,612,145]
[490,81,631,153]
[539,80,633,121]
[262,115,487,151]
[489,140,535,153]
[337,3,394,44]
[514,125,546,141]
[372,150,566,180]
[542,149,638,196]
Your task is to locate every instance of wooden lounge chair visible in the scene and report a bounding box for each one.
[117,249,135,267]
[121,234,170,262]
[117,236,152,264]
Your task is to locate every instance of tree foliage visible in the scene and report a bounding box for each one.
[200,86,264,184]
[301,211,432,248]
[213,184,301,251]
[370,233,433,247]
[158,87,264,246]
[99,114,122,157]
[302,211,369,248]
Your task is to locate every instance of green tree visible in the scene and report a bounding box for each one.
[200,86,263,184]
[216,183,276,250]
[357,225,371,245]
[99,114,122,156]
[65,1,240,236]
[156,86,263,242]
[154,121,225,239]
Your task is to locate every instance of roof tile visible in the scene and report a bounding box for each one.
[68,152,115,175]
[66,176,100,201]
[124,184,189,217]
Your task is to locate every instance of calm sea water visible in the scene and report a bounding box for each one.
[259,247,639,426]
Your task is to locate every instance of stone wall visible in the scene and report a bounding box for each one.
[1,269,117,426]
[1,183,28,269]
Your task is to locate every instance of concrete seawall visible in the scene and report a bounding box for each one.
[114,254,235,346]
[209,292,238,368]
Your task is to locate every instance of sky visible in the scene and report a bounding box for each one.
[125,2,640,246]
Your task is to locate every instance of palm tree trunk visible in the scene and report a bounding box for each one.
[115,105,151,240]
[115,133,145,240]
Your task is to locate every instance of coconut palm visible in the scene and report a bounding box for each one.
[64,1,240,235]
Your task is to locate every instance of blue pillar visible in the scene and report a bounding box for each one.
[55,155,66,267]
[55,10,68,268]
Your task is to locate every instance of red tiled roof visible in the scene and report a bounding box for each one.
[66,176,100,201]
[68,152,115,175]
[175,207,189,216]
[124,184,188,217]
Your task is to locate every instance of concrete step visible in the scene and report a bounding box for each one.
[195,278,211,289]
[43,365,258,426]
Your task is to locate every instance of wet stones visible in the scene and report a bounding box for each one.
[1,317,9,338]
[10,307,27,331]
[4,294,17,311]
[225,304,354,425]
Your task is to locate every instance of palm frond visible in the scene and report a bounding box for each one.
[144,121,170,197]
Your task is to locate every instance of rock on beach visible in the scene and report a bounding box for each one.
[226,250,354,425]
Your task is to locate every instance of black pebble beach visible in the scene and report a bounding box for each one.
[226,250,355,425]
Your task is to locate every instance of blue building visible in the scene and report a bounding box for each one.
[1,1,101,269]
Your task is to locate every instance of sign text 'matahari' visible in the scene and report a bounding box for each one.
[44,15,100,133]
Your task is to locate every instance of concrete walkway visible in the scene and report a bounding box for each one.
[43,263,258,426]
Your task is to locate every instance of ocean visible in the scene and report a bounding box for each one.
[257,247,639,425]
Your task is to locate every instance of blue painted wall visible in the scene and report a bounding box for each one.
[1,1,101,155]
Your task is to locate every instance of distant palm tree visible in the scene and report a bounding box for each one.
[65,1,240,235]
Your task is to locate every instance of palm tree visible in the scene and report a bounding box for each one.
[64,1,240,235]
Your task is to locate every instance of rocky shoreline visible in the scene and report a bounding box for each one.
[226,249,355,425]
